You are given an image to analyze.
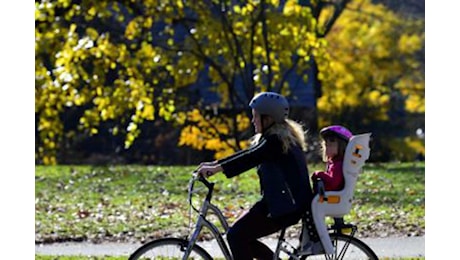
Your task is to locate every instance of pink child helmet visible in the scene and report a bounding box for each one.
[320,125,353,141]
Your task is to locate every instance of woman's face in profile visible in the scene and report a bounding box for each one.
[251,109,263,133]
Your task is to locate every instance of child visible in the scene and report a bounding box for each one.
[312,125,353,192]
[299,125,352,255]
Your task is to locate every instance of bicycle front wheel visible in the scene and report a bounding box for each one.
[303,233,378,260]
[128,237,213,260]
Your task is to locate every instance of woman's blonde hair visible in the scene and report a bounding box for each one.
[264,119,307,153]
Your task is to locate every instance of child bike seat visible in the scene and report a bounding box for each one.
[311,133,372,254]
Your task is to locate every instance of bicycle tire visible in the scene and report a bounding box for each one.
[301,233,379,260]
[128,237,213,260]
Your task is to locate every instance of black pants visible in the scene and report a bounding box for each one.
[226,200,304,260]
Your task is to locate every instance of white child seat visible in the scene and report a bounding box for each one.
[311,133,372,254]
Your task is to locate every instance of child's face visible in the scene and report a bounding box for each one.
[324,137,339,158]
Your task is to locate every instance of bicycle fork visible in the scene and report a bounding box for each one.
[182,202,233,260]
[182,216,205,260]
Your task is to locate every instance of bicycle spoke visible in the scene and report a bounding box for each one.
[301,233,378,260]
[128,238,212,260]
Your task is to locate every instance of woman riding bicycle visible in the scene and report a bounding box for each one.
[196,92,320,260]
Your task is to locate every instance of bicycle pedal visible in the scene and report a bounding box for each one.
[279,242,296,254]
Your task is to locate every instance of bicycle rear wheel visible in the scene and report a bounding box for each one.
[302,233,378,260]
[128,237,213,260]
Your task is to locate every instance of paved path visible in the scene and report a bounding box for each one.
[36,236,425,258]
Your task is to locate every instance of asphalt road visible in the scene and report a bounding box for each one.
[35,236,425,258]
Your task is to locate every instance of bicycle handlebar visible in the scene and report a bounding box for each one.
[188,171,215,209]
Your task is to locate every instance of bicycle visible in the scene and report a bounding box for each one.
[128,172,379,260]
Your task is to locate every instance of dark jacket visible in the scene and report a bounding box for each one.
[218,133,313,218]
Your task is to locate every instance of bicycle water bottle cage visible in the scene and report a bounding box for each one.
[311,133,372,254]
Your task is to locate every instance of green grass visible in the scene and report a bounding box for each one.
[35,162,425,244]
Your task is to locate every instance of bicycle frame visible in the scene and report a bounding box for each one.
[179,174,377,260]
[183,174,233,260]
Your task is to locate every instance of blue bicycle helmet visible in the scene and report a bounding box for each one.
[249,92,289,123]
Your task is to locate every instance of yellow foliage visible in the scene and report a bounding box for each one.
[398,34,423,54]
[318,0,424,126]
[236,114,250,131]
[188,109,202,122]
[205,138,223,150]
[35,0,423,164]
[141,104,155,120]
[283,0,302,16]
[178,125,206,150]
[387,137,425,161]
[143,17,153,28]
[368,90,381,102]
[125,19,140,40]
[177,109,251,159]
[86,27,99,40]
[405,95,425,113]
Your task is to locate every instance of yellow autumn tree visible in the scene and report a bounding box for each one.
[317,0,424,125]
[36,0,338,164]
[36,1,176,164]
[37,0,422,163]
[173,0,425,160]
[314,0,424,159]
[168,0,342,159]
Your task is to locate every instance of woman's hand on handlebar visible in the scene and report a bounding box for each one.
[198,160,218,167]
[196,162,222,178]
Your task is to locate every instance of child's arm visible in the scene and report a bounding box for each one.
[312,161,344,191]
